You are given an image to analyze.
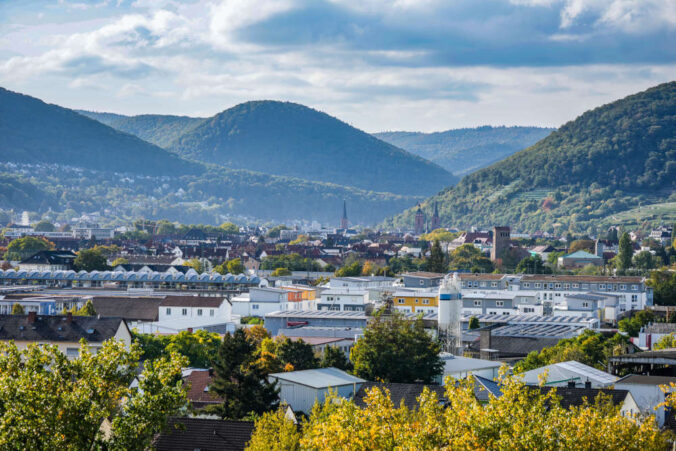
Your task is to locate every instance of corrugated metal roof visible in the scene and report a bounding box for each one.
[269,367,365,388]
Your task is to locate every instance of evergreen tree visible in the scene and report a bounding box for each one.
[426,239,447,273]
[10,303,24,315]
[76,300,96,316]
[616,232,633,272]
[320,346,352,371]
[275,337,319,372]
[468,316,480,330]
[210,329,279,419]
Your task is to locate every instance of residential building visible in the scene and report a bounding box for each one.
[184,369,223,410]
[615,374,676,427]
[317,289,368,311]
[268,367,365,414]
[401,271,446,288]
[91,296,162,325]
[392,289,438,314]
[637,322,676,349]
[231,287,290,317]
[152,418,254,451]
[19,250,77,271]
[0,313,132,358]
[136,296,235,334]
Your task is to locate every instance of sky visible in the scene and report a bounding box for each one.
[1,0,674,132]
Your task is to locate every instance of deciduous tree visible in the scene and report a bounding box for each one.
[74,248,109,272]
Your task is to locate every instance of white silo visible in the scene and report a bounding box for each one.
[438,273,462,354]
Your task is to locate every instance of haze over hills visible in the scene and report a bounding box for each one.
[385,81,676,234]
[166,101,456,196]
[375,126,554,176]
[79,111,206,149]
[0,87,421,224]
[0,88,201,177]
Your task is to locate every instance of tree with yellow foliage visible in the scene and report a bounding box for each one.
[246,372,669,450]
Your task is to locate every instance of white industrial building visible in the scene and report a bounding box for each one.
[268,367,365,414]
[518,361,618,388]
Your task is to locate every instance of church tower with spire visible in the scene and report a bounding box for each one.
[414,204,425,235]
[340,200,348,229]
[431,202,441,230]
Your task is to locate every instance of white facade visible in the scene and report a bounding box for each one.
[437,354,501,382]
[231,287,290,317]
[328,276,396,290]
[318,289,368,311]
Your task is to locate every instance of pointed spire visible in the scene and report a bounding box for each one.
[342,200,347,219]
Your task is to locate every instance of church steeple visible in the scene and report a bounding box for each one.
[431,202,441,230]
[414,204,425,235]
[340,200,348,229]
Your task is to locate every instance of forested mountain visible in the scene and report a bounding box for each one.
[0,88,200,176]
[0,88,422,224]
[78,111,206,148]
[168,101,456,196]
[385,82,676,234]
[375,126,553,175]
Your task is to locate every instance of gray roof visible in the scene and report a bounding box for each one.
[616,374,676,385]
[643,323,676,334]
[0,314,125,343]
[462,314,597,325]
[354,382,446,409]
[266,310,368,320]
[153,418,254,451]
[269,367,365,389]
[92,296,162,321]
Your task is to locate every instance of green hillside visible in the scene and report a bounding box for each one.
[374,126,554,176]
[0,88,200,176]
[78,111,206,148]
[168,100,456,196]
[0,88,422,224]
[385,82,676,234]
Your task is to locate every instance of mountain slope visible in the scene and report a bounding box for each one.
[0,88,201,176]
[385,82,676,233]
[0,88,422,224]
[168,101,456,196]
[375,126,554,176]
[79,111,206,148]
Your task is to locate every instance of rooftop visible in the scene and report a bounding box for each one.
[152,417,254,451]
[268,367,365,389]
[160,296,226,308]
[402,271,446,279]
[617,374,676,385]
[0,314,125,343]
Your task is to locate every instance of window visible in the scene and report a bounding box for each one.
[599,284,606,289]
[582,302,589,308]
[252,304,259,310]
[210,309,215,317]
[573,283,579,288]
[632,295,638,303]
[632,285,638,291]
[564,283,570,289]
[523,307,534,313]
[398,299,405,304]
[555,283,562,289]
[535,283,542,288]
[523,282,530,288]
[548,283,554,289]
[423,299,430,305]
[182,308,187,316]
[419,280,424,286]
[166,308,171,315]
[473,300,481,306]
[491,282,498,288]
[197,309,203,316]
[415,299,419,303]
[620,284,626,290]
[480,282,486,287]
[496,301,504,307]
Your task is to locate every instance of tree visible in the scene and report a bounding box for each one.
[210,329,279,419]
[110,257,129,267]
[632,251,656,271]
[426,240,447,274]
[616,232,633,272]
[4,236,54,261]
[547,251,565,266]
[0,340,187,449]
[184,257,206,273]
[74,248,109,272]
[320,346,352,371]
[361,261,375,276]
[134,330,222,368]
[227,258,245,275]
[246,408,301,451]
[271,267,291,276]
[247,378,668,450]
[75,300,96,316]
[618,310,655,337]
[33,220,55,232]
[351,311,443,383]
[653,333,676,350]
[220,222,239,234]
[647,269,676,305]
[468,316,480,330]
[448,244,493,273]
[569,240,595,253]
[255,336,320,374]
[420,229,457,243]
[10,303,24,315]
[335,261,362,277]
[515,255,552,274]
